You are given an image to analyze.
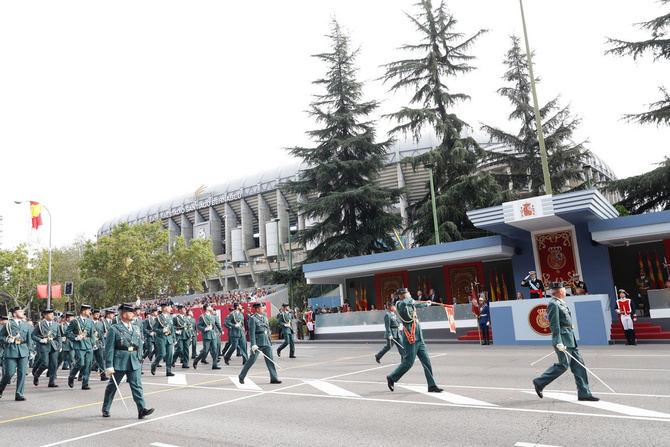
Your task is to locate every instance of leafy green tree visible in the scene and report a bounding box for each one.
[382,0,504,245]
[79,277,107,309]
[159,237,220,297]
[607,1,670,125]
[606,157,670,213]
[481,36,586,196]
[0,245,38,315]
[285,19,400,262]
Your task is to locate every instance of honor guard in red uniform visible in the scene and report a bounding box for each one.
[616,289,637,345]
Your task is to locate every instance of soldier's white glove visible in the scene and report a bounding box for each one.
[59,348,62,352]
[61,336,67,342]
[425,301,432,306]
[284,323,290,327]
[486,322,490,327]
[106,367,115,375]
[40,338,48,344]
[75,335,83,341]
[388,335,393,340]
[556,343,567,351]
[163,328,169,334]
[6,336,14,343]
[251,345,258,351]
[615,309,621,314]
[204,327,211,332]
[235,323,241,328]
[176,330,182,335]
[150,332,156,337]
[93,345,99,351]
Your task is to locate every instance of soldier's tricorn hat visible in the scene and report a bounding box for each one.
[105,309,115,316]
[252,302,265,309]
[151,307,158,312]
[618,289,629,296]
[160,302,171,308]
[65,312,75,317]
[176,304,185,309]
[9,306,21,313]
[281,303,289,307]
[80,304,91,311]
[0,315,8,320]
[118,303,135,312]
[396,288,409,295]
[529,270,537,274]
[551,282,564,288]
[228,307,234,311]
[92,309,100,314]
[42,309,55,314]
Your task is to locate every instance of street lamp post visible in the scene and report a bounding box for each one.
[15,200,53,309]
[425,164,440,245]
[288,219,294,309]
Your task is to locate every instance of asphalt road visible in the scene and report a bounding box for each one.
[1,342,669,447]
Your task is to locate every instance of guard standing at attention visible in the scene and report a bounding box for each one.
[31,309,61,387]
[521,271,545,298]
[386,289,443,393]
[67,304,96,390]
[375,302,404,363]
[532,282,599,402]
[0,307,32,400]
[616,289,637,345]
[101,303,154,419]
[478,298,491,346]
[238,302,280,384]
[276,303,296,359]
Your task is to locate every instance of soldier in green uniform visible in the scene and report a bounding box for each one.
[151,303,175,377]
[375,302,404,363]
[173,305,192,368]
[276,303,296,359]
[102,303,154,419]
[67,304,96,390]
[532,282,599,401]
[238,302,281,384]
[58,312,74,370]
[143,308,158,361]
[223,303,248,365]
[0,315,7,368]
[386,289,442,393]
[187,309,198,359]
[31,309,61,387]
[193,305,221,369]
[0,307,32,400]
[90,309,109,382]
[212,307,223,365]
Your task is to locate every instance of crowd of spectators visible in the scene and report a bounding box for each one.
[137,287,277,311]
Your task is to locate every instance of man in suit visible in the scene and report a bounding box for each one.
[532,282,599,401]
[151,303,175,377]
[375,302,404,363]
[238,302,280,384]
[386,289,442,393]
[0,307,32,400]
[67,304,96,390]
[31,309,61,387]
[223,303,248,365]
[101,303,154,419]
[193,305,220,370]
[276,303,296,359]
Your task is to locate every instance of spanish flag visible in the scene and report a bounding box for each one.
[30,201,43,229]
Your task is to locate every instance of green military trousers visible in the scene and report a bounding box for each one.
[0,356,29,397]
[102,369,146,413]
[239,345,278,382]
[388,340,436,388]
[534,346,592,398]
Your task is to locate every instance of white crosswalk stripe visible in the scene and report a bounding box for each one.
[303,380,360,397]
[527,391,670,418]
[399,385,498,406]
[167,373,188,385]
[229,376,262,391]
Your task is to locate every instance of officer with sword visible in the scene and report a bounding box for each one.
[238,302,281,385]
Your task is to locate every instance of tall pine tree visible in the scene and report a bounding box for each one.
[285,20,400,263]
[607,0,670,126]
[481,36,586,196]
[382,0,504,245]
[606,158,670,213]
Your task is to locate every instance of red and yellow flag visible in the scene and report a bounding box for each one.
[502,273,510,301]
[495,269,502,300]
[489,275,497,302]
[30,201,43,229]
[355,285,361,311]
[361,287,368,310]
[655,251,666,289]
[647,252,657,290]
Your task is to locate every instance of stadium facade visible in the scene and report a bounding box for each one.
[98,137,618,292]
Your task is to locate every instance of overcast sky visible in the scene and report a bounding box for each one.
[1,0,668,250]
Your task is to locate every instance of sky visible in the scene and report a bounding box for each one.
[1,0,668,250]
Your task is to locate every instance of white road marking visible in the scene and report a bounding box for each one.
[229,376,262,391]
[303,380,360,397]
[151,443,182,447]
[320,353,447,380]
[611,354,670,357]
[167,374,187,385]
[591,368,670,372]
[399,384,497,406]
[533,392,670,419]
[515,442,562,447]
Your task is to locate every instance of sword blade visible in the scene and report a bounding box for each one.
[111,373,131,415]
[258,349,282,369]
[562,349,615,393]
[530,350,555,366]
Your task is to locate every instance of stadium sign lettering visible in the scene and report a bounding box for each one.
[158,192,243,218]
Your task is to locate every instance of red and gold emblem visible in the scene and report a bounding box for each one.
[528,305,551,335]
[520,202,536,217]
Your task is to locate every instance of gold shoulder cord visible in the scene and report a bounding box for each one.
[396,301,416,324]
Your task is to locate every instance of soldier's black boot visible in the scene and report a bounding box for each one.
[631,329,637,345]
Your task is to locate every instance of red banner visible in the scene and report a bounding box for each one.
[185,301,271,342]
[444,305,456,333]
[534,230,579,285]
[37,284,62,299]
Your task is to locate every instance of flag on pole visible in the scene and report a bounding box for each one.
[444,305,456,333]
[638,252,645,272]
[495,269,502,300]
[361,287,368,310]
[489,275,497,302]
[471,285,480,317]
[655,251,666,287]
[37,284,62,299]
[502,273,510,301]
[30,201,43,229]
[355,285,361,311]
[647,252,657,290]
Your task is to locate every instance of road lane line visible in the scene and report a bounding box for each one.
[167,374,188,385]
[531,391,670,418]
[514,443,562,447]
[303,380,360,397]
[229,376,262,391]
[399,384,497,406]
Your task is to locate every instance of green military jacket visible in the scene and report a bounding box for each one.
[66,316,95,351]
[60,322,72,351]
[547,296,577,348]
[0,319,32,358]
[224,311,245,338]
[198,313,217,341]
[395,297,428,343]
[32,320,61,353]
[154,313,174,342]
[133,318,144,342]
[384,311,400,339]
[143,316,156,340]
[188,316,197,339]
[98,319,114,348]
[172,314,192,340]
[104,321,143,371]
[278,311,293,334]
[248,313,271,348]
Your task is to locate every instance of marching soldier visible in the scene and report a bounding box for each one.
[212,307,223,365]
[616,289,637,345]
[90,309,109,382]
[532,282,599,402]
[386,288,442,393]
[187,309,198,359]
[151,303,175,377]
[223,303,248,365]
[238,302,280,384]
[375,302,404,363]
[58,312,74,370]
[0,307,32,400]
[0,315,7,367]
[478,298,491,345]
[276,303,296,359]
[521,271,545,298]
[67,304,96,390]
[32,309,61,387]
[173,305,192,368]
[193,305,221,370]
[221,307,235,358]
[143,308,158,361]
[101,303,154,420]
